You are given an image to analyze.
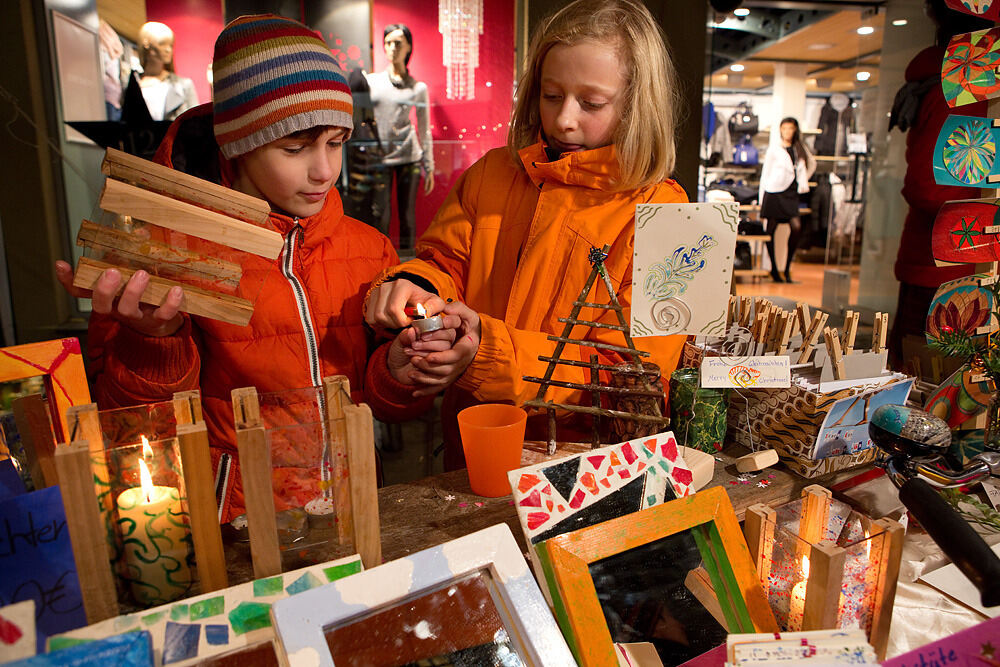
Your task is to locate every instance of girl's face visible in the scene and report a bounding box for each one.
[539,40,626,153]
[779,122,797,144]
[384,29,411,68]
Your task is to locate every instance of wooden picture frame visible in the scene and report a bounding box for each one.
[537,485,777,667]
[270,524,575,667]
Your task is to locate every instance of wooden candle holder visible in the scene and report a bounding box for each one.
[56,392,228,619]
[743,485,903,660]
[231,376,381,579]
[72,148,283,326]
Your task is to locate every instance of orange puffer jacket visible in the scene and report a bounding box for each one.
[376,142,688,467]
[90,104,429,521]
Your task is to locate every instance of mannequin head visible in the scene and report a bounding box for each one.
[383,24,413,69]
[139,21,175,74]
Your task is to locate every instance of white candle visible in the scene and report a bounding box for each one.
[787,555,809,631]
[116,456,191,605]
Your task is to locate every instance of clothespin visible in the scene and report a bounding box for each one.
[739,296,753,329]
[798,311,829,365]
[796,302,810,338]
[841,311,859,354]
[824,326,846,380]
[871,312,888,354]
[778,312,795,356]
[726,295,737,330]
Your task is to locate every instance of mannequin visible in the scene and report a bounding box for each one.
[137,22,198,122]
[366,24,434,250]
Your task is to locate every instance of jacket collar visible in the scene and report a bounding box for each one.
[519,140,621,191]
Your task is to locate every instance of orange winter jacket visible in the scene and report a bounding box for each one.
[377,142,688,466]
[89,104,430,521]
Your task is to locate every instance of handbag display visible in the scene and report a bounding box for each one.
[728,101,759,138]
[732,136,759,166]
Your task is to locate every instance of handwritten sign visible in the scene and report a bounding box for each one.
[699,356,791,389]
[0,485,86,652]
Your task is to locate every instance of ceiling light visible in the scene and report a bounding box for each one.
[892,18,908,26]
[807,43,834,50]
[733,7,749,16]
[857,26,875,35]
[856,71,871,81]
[730,63,745,72]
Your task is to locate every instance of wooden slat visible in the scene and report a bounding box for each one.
[802,540,846,631]
[869,518,904,661]
[172,390,203,425]
[12,394,58,488]
[799,485,832,546]
[231,387,261,428]
[53,441,118,623]
[100,178,282,258]
[743,503,776,598]
[685,567,729,630]
[344,403,382,568]
[65,403,114,547]
[102,148,270,224]
[323,376,354,544]
[77,220,242,287]
[176,421,229,592]
[237,424,282,578]
[74,257,254,327]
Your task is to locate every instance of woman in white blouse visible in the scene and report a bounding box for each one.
[758,117,816,283]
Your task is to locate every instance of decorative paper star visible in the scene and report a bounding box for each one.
[444,494,455,501]
[983,641,996,658]
[952,216,983,249]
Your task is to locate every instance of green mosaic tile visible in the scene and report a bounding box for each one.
[229,601,272,635]
[323,560,362,582]
[286,571,323,596]
[47,637,94,651]
[190,595,225,621]
[647,494,657,506]
[659,460,672,473]
[141,610,167,626]
[170,603,190,621]
[253,575,284,597]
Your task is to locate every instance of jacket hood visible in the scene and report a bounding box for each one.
[156,103,345,250]
[519,141,621,191]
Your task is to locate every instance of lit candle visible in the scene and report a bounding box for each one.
[116,453,191,605]
[410,302,445,334]
[788,555,809,631]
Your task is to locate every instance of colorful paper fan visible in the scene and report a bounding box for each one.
[943,118,996,184]
[947,0,999,19]
[943,27,1000,108]
[925,277,993,343]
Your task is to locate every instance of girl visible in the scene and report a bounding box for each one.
[365,0,688,469]
[758,116,816,283]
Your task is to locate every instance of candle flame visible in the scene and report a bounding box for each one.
[138,457,154,503]
[416,302,427,317]
[801,555,810,578]
[141,435,152,458]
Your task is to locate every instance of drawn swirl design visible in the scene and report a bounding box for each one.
[651,298,691,333]
[944,119,995,184]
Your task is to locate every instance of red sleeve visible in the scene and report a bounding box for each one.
[363,343,435,422]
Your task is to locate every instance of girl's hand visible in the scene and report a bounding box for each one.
[385,325,456,388]
[55,260,184,337]
[407,301,481,397]
[365,278,447,329]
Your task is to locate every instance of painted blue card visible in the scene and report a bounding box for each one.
[0,485,87,652]
[5,631,153,666]
[933,115,1000,187]
[0,457,27,500]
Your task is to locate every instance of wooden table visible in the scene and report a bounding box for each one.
[226,441,869,583]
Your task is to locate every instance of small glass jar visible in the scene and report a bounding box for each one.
[669,367,728,453]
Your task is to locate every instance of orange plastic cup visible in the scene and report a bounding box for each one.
[457,403,527,497]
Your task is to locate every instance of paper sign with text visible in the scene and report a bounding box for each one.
[700,356,791,388]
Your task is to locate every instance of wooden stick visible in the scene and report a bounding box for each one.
[589,355,601,449]
[172,390,203,424]
[799,485,832,546]
[100,178,283,258]
[345,403,382,568]
[12,394,58,488]
[53,441,118,623]
[102,147,271,224]
[77,220,243,288]
[842,311,859,354]
[545,335,651,356]
[868,518,905,661]
[64,403,114,550]
[523,399,670,424]
[323,376,354,544]
[823,327,846,380]
[797,311,829,364]
[796,302,810,338]
[802,540,847,631]
[74,257,254,327]
[685,567,730,631]
[744,503,776,598]
[176,421,228,592]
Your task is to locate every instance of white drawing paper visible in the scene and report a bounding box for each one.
[631,202,738,337]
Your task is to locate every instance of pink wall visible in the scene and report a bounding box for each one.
[145,0,224,106]
[371,0,515,241]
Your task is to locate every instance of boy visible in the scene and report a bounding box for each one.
[56,15,443,521]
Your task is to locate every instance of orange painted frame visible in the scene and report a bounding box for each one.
[537,485,778,667]
[0,338,91,443]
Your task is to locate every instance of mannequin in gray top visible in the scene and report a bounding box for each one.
[137,22,198,122]
[366,24,434,250]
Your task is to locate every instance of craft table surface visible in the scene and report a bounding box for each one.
[222,441,868,584]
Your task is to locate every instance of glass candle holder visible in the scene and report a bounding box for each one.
[669,367,728,453]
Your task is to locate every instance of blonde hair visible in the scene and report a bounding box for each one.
[508,0,678,190]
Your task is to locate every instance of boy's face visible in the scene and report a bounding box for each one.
[234,127,347,219]
[539,40,625,153]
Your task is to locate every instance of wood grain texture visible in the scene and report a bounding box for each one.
[74,257,254,326]
[744,503,776,597]
[802,540,846,631]
[323,376,353,544]
[100,178,282,258]
[12,393,58,488]
[345,403,382,568]
[102,148,270,224]
[172,390,203,424]
[236,425,281,578]
[869,518,904,661]
[176,421,228,592]
[53,441,118,623]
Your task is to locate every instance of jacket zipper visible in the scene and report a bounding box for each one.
[281,221,332,495]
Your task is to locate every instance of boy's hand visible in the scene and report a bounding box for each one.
[366,278,447,329]
[385,324,456,390]
[407,301,481,397]
[55,261,184,337]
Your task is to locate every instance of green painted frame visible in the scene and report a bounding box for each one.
[536,485,778,666]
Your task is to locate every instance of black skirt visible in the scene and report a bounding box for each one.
[760,184,799,221]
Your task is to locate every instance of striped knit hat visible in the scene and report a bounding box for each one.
[212,15,353,159]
